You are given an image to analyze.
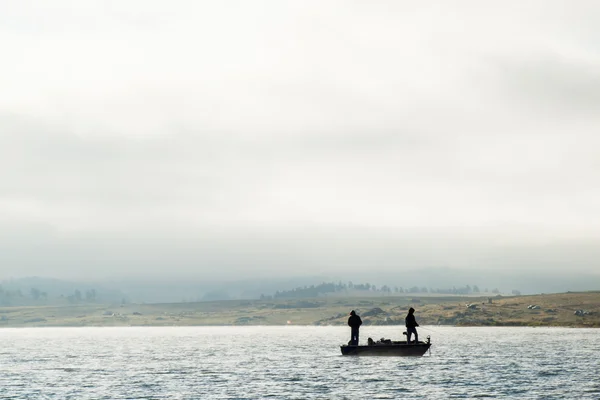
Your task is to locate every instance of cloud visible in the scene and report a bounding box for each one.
[1,0,599,278]
[493,54,600,113]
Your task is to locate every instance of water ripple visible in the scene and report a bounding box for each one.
[0,326,599,399]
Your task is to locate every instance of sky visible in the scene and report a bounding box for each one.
[1,1,599,280]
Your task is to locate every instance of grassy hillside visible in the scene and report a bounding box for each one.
[1,292,599,328]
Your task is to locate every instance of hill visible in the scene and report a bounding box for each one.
[0,291,599,328]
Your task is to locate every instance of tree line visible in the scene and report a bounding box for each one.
[0,285,101,306]
[260,281,501,300]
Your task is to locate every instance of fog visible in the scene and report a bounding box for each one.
[1,1,599,281]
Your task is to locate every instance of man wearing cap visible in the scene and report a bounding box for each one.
[347,310,362,345]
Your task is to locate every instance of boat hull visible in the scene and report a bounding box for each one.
[340,342,431,356]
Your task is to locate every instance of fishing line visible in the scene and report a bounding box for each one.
[419,326,440,334]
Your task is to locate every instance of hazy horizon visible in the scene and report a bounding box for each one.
[1,1,599,281]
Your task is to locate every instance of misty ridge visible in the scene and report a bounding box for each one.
[2,268,599,306]
[1,1,599,313]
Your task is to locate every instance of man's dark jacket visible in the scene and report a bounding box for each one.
[405,313,418,328]
[348,314,362,328]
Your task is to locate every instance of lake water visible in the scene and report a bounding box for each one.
[1,326,599,399]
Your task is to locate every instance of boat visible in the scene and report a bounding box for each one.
[340,336,431,356]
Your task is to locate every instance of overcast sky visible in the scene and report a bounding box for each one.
[1,1,599,280]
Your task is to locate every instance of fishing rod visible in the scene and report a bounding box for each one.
[419,326,440,334]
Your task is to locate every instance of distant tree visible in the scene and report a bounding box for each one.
[473,285,480,293]
[85,289,97,302]
[30,288,41,300]
[511,289,521,296]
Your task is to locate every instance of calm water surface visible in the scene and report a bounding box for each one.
[1,326,599,399]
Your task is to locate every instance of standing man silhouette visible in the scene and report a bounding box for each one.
[347,310,362,345]
[405,307,419,344]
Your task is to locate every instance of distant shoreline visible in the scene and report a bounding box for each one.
[1,291,599,328]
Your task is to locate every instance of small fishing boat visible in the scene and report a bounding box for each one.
[340,336,431,356]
